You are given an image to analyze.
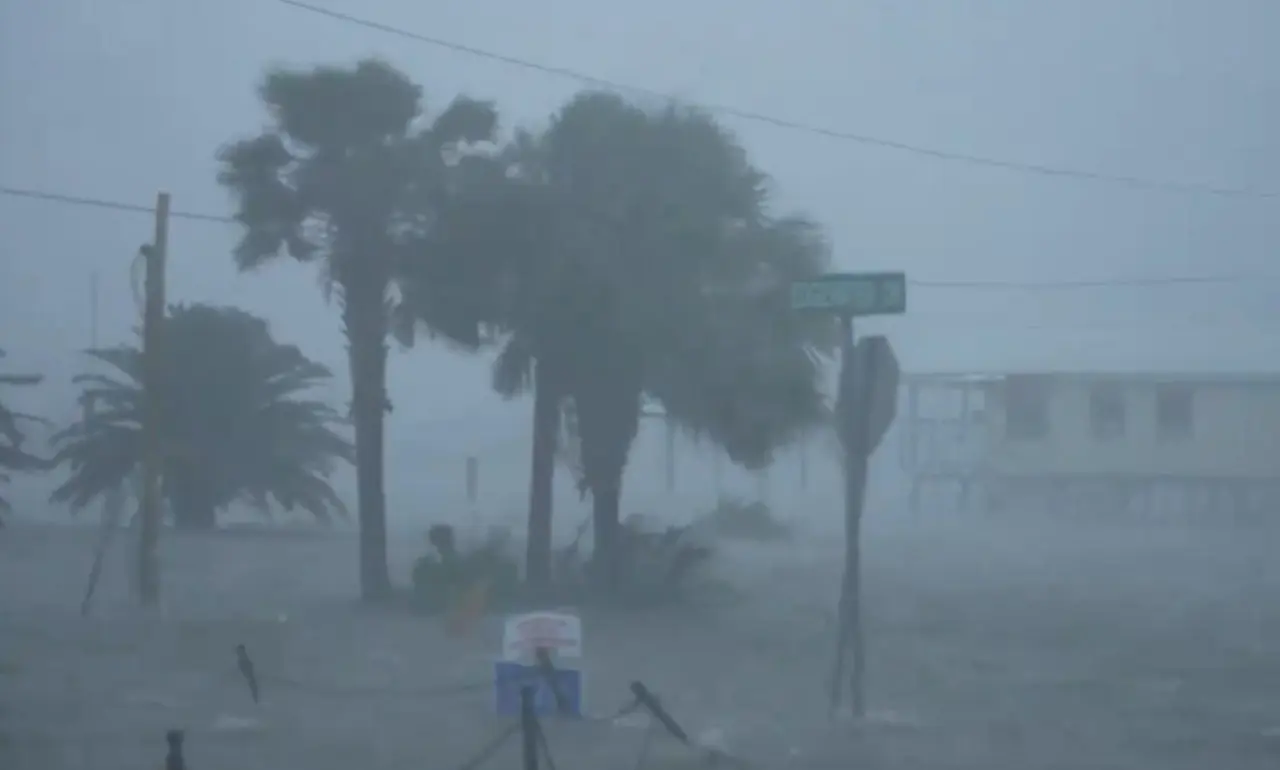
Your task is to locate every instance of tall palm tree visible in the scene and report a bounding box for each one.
[50,304,352,530]
[0,349,50,523]
[533,94,780,587]
[217,60,499,599]
[426,91,832,591]
[441,117,643,590]
[472,93,832,590]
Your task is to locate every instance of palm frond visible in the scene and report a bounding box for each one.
[0,350,51,517]
[50,303,352,525]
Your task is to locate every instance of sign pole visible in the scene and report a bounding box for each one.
[829,313,880,717]
[788,269,905,720]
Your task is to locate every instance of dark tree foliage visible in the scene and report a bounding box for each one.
[443,92,834,591]
[650,215,835,468]
[217,59,499,598]
[217,60,835,597]
[539,94,832,587]
[50,304,352,531]
[0,349,50,522]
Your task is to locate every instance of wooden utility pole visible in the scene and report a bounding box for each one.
[137,192,169,607]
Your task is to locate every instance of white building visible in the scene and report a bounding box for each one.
[900,370,1280,517]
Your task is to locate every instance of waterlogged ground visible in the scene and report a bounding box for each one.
[2,513,1279,769]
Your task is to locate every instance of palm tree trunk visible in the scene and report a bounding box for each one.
[525,361,559,592]
[346,304,392,602]
[591,476,623,590]
[573,369,642,594]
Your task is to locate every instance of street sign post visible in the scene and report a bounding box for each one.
[790,270,906,720]
[789,271,906,316]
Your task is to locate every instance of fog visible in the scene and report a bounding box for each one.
[3,509,1278,769]
[3,0,1280,515]
[3,1,1280,768]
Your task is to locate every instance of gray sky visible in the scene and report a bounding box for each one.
[3,0,1279,428]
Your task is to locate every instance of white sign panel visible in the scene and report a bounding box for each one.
[502,611,583,661]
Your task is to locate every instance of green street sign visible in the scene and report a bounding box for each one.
[790,271,907,316]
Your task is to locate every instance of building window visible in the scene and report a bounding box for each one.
[1089,383,1126,440]
[1005,375,1050,440]
[1155,384,1194,440]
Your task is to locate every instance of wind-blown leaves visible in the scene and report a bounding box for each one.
[49,304,353,529]
[455,91,834,585]
[0,348,51,517]
[650,214,836,468]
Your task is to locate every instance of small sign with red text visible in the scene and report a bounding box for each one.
[502,611,583,661]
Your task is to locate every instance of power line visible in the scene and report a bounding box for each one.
[0,185,233,224]
[911,274,1280,289]
[274,0,1279,201]
[4,182,1276,291]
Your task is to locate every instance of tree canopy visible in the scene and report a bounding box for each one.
[218,59,502,598]
[427,90,836,588]
[216,59,839,597]
[49,303,353,530]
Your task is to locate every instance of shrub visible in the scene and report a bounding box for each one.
[582,516,718,607]
[697,497,790,541]
[411,523,520,613]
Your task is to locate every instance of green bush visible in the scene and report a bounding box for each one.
[582,517,717,607]
[697,497,790,541]
[411,524,520,613]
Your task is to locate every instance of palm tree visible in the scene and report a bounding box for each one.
[530,94,778,587]
[217,60,499,599]
[481,134,592,591]
[50,304,352,531]
[0,349,50,523]
[440,116,643,590]
[425,91,832,591]
[472,93,832,590]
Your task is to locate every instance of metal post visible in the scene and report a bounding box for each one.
[520,685,539,770]
[829,314,878,718]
